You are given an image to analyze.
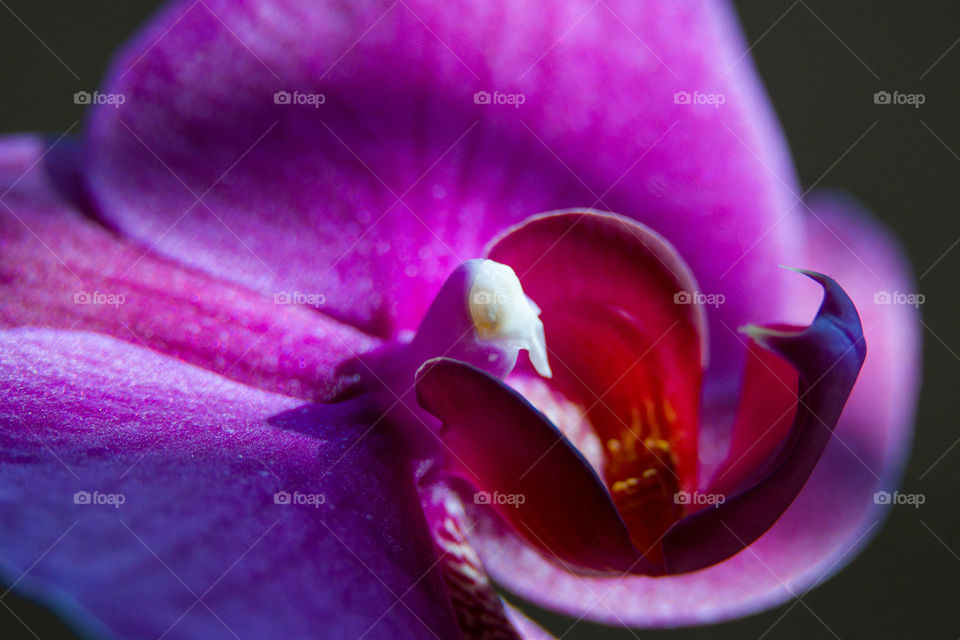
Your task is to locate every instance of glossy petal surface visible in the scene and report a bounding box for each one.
[662,271,865,573]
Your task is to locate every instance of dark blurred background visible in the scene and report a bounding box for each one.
[0,1,957,638]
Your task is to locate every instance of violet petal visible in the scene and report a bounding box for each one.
[0,329,458,639]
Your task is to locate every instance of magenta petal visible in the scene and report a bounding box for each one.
[86,0,802,356]
[0,329,459,639]
[0,135,378,401]
[661,271,865,573]
[415,357,650,574]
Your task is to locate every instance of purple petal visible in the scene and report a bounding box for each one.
[0,329,459,639]
[0,135,378,401]
[662,271,865,573]
[85,0,804,383]
[466,196,919,626]
[797,191,921,548]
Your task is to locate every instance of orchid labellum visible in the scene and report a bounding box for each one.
[0,0,919,638]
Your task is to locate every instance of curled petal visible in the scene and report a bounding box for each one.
[416,357,649,574]
[661,270,865,573]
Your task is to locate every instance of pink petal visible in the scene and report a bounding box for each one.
[705,340,798,497]
[0,135,378,402]
[85,0,805,385]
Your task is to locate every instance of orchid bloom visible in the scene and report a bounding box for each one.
[0,1,920,639]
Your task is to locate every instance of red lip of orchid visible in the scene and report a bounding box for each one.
[410,210,865,578]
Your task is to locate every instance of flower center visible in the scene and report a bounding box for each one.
[512,371,684,565]
[602,398,682,562]
[397,252,696,569]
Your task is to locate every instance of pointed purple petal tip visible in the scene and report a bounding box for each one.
[662,270,865,573]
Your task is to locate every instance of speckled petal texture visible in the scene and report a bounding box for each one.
[0,135,379,401]
[0,329,459,640]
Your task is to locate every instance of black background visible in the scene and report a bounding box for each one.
[0,2,957,638]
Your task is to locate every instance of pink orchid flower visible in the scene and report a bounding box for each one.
[0,1,919,638]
